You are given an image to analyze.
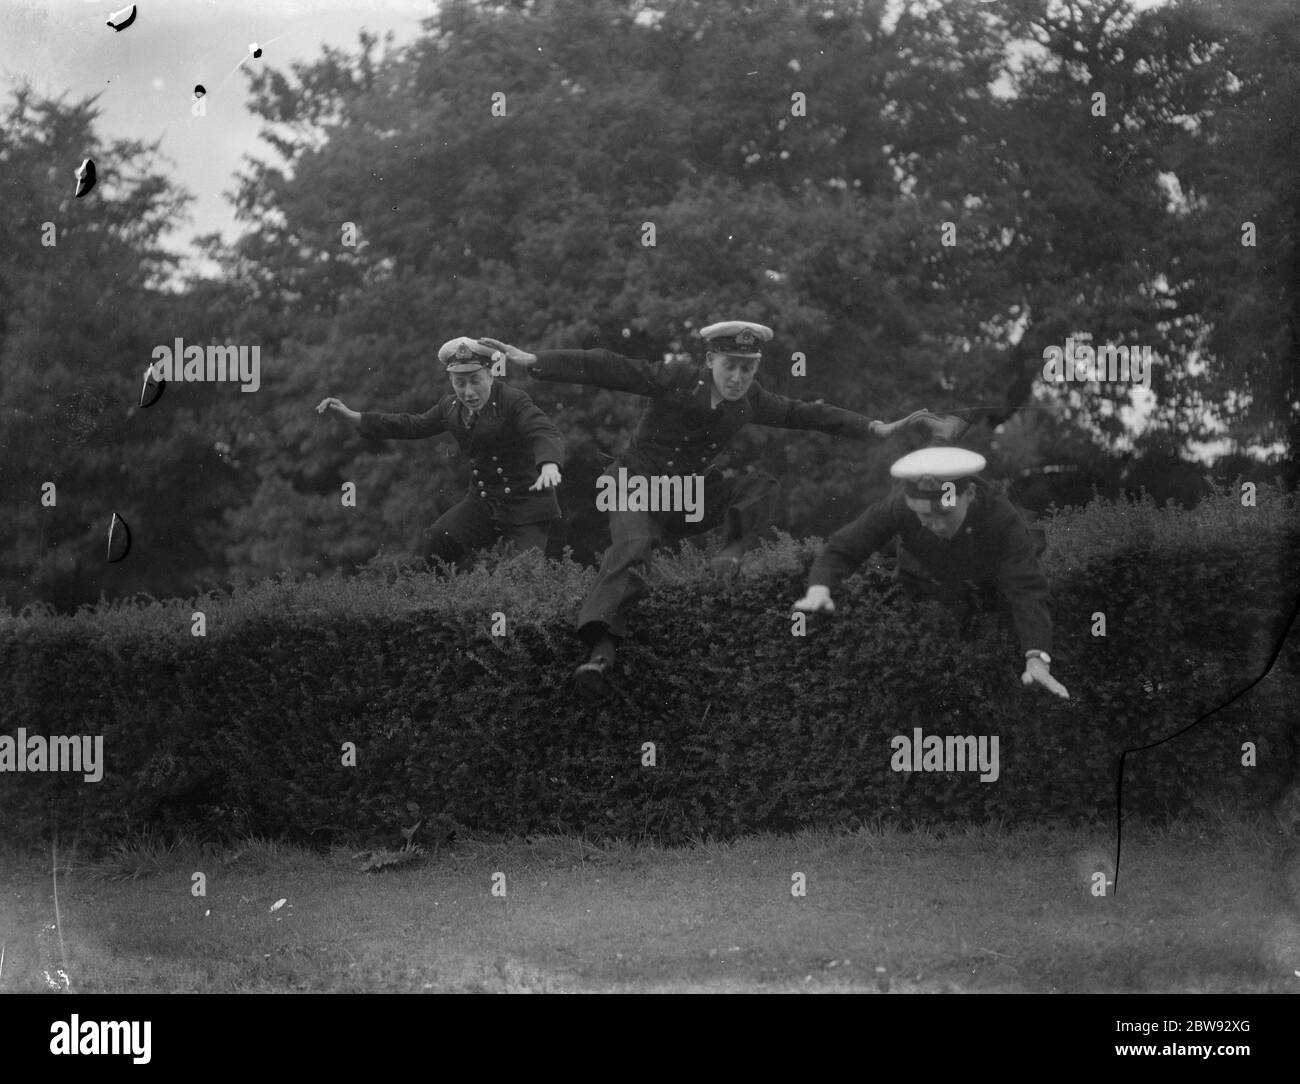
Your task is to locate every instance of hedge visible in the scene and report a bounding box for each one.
[1,488,1296,849]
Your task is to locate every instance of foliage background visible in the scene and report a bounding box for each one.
[1,0,1296,611]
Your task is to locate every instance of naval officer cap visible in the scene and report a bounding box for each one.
[700,321,773,358]
[437,337,499,373]
[891,446,987,502]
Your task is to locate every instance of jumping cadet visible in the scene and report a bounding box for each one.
[793,446,1069,698]
[315,337,565,566]
[480,322,955,692]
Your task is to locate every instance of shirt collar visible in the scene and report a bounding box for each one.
[691,369,751,416]
[703,378,742,414]
[710,383,752,416]
[459,382,500,425]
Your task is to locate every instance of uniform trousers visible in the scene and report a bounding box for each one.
[577,469,779,643]
[424,496,553,566]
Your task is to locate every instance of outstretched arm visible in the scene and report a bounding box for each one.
[752,386,877,440]
[994,514,1068,699]
[753,387,969,443]
[795,494,904,612]
[479,339,688,397]
[512,393,565,468]
[509,391,566,491]
[353,403,448,440]
[870,409,971,443]
[995,514,1053,657]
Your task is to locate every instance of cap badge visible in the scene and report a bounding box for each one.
[455,343,473,360]
[736,329,755,346]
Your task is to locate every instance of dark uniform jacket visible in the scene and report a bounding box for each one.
[358,381,565,525]
[808,480,1053,654]
[532,349,876,475]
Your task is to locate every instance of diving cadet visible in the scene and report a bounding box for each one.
[793,446,1069,698]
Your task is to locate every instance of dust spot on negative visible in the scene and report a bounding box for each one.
[106,4,136,32]
[107,513,132,563]
[74,158,96,198]
[139,363,165,409]
[216,37,282,94]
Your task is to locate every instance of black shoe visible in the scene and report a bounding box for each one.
[575,655,612,693]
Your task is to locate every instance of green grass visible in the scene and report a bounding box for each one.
[1,815,1296,993]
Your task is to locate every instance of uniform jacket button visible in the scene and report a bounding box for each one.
[667,461,674,468]
[503,487,511,494]
[497,467,504,474]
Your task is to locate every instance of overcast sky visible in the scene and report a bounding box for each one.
[0,0,434,274]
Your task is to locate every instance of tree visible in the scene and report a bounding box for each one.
[170,0,1300,582]
[0,87,212,611]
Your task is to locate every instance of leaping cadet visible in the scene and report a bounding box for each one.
[481,321,960,693]
[316,336,564,567]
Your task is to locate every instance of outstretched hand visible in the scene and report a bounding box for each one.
[531,463,562,490]
[792,586,836,614]
[316,397,360,423]
[478,338,538,369]
[869,409,970,443]
[1022,657,1070,699]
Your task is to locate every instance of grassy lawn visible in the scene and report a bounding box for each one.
[2,815,1297,993]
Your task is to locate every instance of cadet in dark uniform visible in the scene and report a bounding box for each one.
[794,447,1069,698]
[315,337,565,566]
[481,321,954,691]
